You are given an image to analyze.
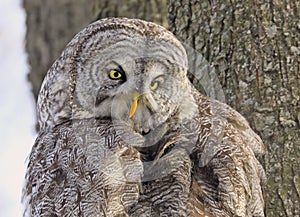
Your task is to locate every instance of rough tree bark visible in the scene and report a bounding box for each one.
[24,0,167,101]
[24,0,299,216]
[168,0,300,216]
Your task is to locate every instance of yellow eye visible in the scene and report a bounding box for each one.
[108,69,123,80]
[150,81,159,91]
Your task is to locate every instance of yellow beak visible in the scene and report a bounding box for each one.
[129,92,140,118]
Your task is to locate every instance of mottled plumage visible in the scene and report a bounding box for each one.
[23,18,265,217]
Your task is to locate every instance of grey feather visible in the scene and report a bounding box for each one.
[23,18,265,217]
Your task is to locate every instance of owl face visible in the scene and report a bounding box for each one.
[72,21,197,136]
[37,18,197,134]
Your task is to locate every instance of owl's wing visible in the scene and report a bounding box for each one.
[191,92,265,217]
[22,119,143,217]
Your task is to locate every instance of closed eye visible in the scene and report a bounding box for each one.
[150,81,159,90]
[150,75,164,91]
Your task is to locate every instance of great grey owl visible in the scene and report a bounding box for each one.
[22,18,265,217]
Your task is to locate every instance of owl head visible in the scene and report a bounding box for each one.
[37,18,197,138]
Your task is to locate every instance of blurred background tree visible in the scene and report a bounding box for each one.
[23,0,299,216]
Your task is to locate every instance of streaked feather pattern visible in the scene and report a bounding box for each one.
[23,119,143,216]
[23,18,265,217]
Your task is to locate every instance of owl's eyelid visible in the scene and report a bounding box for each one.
[153,75,165,83]
[118,65,126,75]
[107,60,121,68]
[150,75,164,91]
[106,61,126,74]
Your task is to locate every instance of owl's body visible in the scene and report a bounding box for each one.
[23,119,143,216]
[23,18,265,216]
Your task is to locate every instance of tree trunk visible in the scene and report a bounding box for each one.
[167,0,300,216]
[23,0,97,101]
[94,0,167,27]
[24,0,167,101]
